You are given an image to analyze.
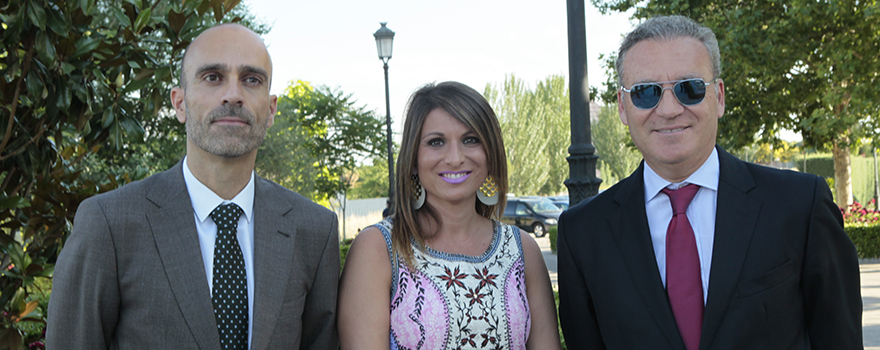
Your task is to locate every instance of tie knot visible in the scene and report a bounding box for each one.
[661,184,700,215]
[210,203,243,227]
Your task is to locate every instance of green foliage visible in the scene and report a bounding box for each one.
[549,226,558,254]
[801,154,836,179]
[348,158,390,200]
[845,225,880,259]
[801,153,878,205]
[259,80,386,202]
[554,289,567,349]
[592,103,641,185]
[731,141,802,165]
[485,74,570,196]
[0,1,247,348]
[339,238,354,272]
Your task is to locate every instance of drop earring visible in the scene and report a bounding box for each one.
[477,175,499,205]
[411,174,426,210]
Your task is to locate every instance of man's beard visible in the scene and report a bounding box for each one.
[186,103,269,158]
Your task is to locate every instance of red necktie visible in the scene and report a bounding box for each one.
[661,184,703,350]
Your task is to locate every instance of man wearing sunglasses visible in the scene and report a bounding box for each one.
[557,15,862,350]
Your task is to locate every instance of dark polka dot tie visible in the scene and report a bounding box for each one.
[210,203,248,350]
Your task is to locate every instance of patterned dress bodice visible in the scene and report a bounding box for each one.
[373,219,531,350]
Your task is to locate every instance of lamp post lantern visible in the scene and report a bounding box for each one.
[374,22,396,207]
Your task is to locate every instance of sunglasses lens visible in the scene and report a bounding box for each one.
[630,84,661,109]
[674,79,707,105]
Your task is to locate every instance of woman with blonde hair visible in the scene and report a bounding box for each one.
[338,81,561,349]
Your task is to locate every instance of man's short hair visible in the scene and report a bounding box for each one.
[616,15,722,87]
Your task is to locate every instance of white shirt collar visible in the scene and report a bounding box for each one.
[644,148,720,202]
[182,156,255,224]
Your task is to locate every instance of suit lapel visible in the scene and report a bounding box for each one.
[610,164,686,349]
[250,177,296,350]
[146,161,220,349]
[699,148,761,349]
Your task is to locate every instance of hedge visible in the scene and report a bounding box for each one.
[801,153,878,205]
[549,227,559,254]
[846,225,880,259]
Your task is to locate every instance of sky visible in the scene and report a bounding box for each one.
[244,0,636,143]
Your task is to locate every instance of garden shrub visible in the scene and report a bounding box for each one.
[846,226,880,259]
[340,238,354,270]
[842,200,880,258]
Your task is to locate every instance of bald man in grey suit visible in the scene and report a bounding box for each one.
[46,24,339,350]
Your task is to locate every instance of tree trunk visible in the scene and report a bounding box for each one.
[832,142,853,209]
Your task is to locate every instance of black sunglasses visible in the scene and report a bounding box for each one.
[622,78,717,110]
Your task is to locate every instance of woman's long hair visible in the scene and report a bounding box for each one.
[391,81,508,269]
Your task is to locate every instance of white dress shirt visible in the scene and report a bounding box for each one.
[182,156,255,349]
[643,148,719,304]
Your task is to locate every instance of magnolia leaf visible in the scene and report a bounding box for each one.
[0,196,30,209]
[168,9,186,34]
[15,301,40,322]
[122,75,152,94]
[102,108,115,128]
[27,2,47,31]
[46,6,68,37]
[225,0,242,12]
[0,328,22,350]
[196,0,211,17]
[36,31,55,67]
[61,62,75,75]
[71,36,101,58]
[212,1,223,22]
[57,82,71,110]
[133,7,152,34]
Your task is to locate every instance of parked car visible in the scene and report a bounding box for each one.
[550,200,569,211]
[501,197,562,237]
[546,195,570,210]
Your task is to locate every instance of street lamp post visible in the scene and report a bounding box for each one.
[565,0,602,206]
[374,22,396,206]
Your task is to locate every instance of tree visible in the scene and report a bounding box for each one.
[0,1,245,347]
[348,158,390,200]
[592,103,641,185]
[259,80,386,203]
[592,0,880,208]
[76,3,270,184]
[485,75,570,196]
[732,141,802,166]
[533,76,572,195]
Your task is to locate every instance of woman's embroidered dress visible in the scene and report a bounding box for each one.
[374,219,531,350]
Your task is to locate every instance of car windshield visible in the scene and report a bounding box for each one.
[527,199,562,214]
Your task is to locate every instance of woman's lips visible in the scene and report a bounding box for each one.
[440,171,471,184]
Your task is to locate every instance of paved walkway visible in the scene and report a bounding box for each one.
[536,235,880,348]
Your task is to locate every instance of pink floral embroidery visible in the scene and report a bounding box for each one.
[390,265,448,349]
[505,259,530,350]
[380,220,530,350]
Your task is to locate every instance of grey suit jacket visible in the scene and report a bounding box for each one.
[46,161,340,350]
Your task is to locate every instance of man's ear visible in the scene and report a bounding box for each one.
[617,89,629,126]
[267,94,278,128]
[171,87,186,123]
[715,78,726,119]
